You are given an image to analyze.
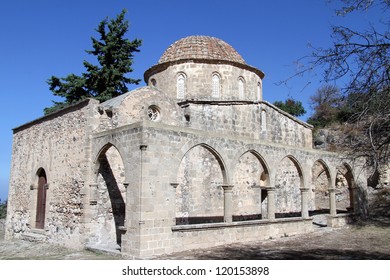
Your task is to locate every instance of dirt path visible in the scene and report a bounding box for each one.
[1,219,389,260]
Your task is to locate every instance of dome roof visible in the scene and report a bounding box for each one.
[158,36,246,64]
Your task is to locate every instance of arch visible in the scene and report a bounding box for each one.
[235,150,271,185]
[274,155,304,217]
[175,143,227,225]
[212,72,221,98]
[311,159,332,215]
[232,150,270,221]
[35,168,47,229]
[94,142,128,174]
[175,142,229,184]
[176,72,186,99]
[281,155,304,187]
[336,162,356,213]
[91,143,127,249]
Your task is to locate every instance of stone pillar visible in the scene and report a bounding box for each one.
[89,183,98,206]
[266,187,276,220]
[329,187,337,216]
[252,185,262,217]
[300,187,310,219]
[222,185,234,223]
[170,183,179,224]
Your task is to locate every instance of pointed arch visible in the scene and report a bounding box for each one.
[212,72,221,98]
[91,143,127,249]
[336,162,356,213]
[274,155,304,216]
[175,143,227,224]
[311,159,332,215]
[177,72,186,99]
[232,150,270,221]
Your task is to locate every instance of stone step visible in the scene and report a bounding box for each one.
[21,231,48,242]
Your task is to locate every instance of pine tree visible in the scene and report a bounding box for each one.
[45,9,142,114]
[273,98,307,117]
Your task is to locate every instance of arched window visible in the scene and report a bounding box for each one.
[261,109,267,132]
[257,81,262,101]
[212,73,221,98]
[177,73,186,99]
[238,77,245,99]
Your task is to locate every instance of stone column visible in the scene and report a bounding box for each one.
[170,183,179,225]
[329,187,337,216]
[252,185,262,217]
[300,187,310,219]
[222,185,234,223]
[350,186,359,214]
[266,187,276,221]
[89,183,98,206]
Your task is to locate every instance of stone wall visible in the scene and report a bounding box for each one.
[6,99,98,248]
[98,89,313,150]
[103,122,365,257]
[147,62,262,101]
[171,218,313,253]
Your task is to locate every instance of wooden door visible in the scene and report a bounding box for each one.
[35,171,47,229]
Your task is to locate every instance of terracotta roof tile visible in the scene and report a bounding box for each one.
[158,36,246,64]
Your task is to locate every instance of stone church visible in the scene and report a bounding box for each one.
[6,36,367,258]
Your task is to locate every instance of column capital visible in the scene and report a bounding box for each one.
[170,183,179,189]
[328,187,336,193]
[123,182,129,189]
[265,187,276,193]
[221,185,234,192]
[300,187,310,192]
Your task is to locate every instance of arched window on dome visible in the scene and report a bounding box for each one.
[257,81,262,101]
[238,77,245,99]
[177,73,186,99]
[212,73,221,98]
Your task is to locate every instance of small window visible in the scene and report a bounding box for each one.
[147,105,161,121]
[238,77,245,99]
[257,81,262,100]
[212,73,221,98]
[177,73,186,99]
[261,109,267,132]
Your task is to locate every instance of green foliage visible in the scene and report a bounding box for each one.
[45,9,142,115]
[0,199,7,219]
[273,98,307,117]
[307,84,343,128]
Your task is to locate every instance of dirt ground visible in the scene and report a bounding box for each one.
[1,218,389,260]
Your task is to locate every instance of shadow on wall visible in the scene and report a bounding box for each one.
[99,154,126,246]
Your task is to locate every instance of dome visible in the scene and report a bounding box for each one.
[158,35,246,65]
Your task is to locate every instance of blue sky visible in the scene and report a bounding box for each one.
[0,0,385,201]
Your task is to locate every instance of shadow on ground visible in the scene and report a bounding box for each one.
[190,246,390,260]
[1,218,390,260]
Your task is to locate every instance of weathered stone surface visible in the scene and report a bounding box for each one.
[6,35,368,258]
